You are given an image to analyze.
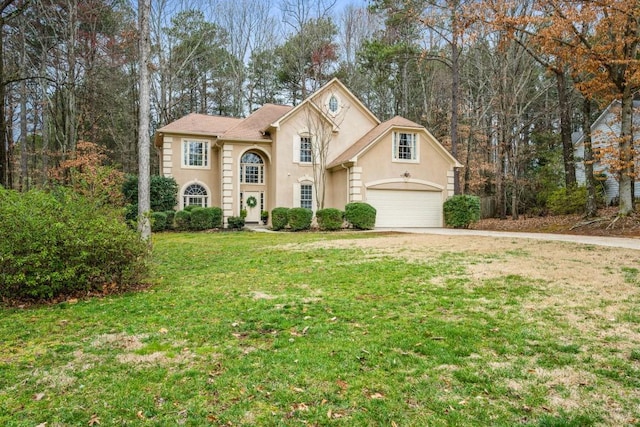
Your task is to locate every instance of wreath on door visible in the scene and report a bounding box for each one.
[246,196,258,208]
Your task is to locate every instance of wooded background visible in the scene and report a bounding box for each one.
[0,0,638,217]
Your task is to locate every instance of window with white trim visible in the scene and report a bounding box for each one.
[300,183,313,209]
[393,132,417,161]
[300,136,312,163]
[182,139,209,168]
[183,183,208,207]
[240,152,264,184]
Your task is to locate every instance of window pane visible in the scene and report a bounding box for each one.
[185,140,208,167]
[396,133,415,160]
[300,137,312,163]
[301,184,313,209]
[241,152,264,184]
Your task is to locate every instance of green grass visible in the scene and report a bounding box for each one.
[1,232,638,426]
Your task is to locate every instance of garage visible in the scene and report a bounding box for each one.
[366,189,443,228]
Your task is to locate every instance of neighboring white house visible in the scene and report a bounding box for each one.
[574,100,640,204]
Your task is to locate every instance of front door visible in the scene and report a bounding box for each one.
[243,191,262,222]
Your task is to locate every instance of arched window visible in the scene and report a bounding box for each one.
[240,152,264,184]
[328,95,339,114]
[183,183,208,207]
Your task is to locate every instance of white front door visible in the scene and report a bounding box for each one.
[243,191,262,222]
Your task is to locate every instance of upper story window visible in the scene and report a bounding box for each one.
[393,132,417,161]
[328,95,339,114]
[240,152,264,184]
[183,183,208,207]
[183,139,209,168]
[300,136,312,163]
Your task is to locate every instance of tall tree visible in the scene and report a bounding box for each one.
[138,0,151,240]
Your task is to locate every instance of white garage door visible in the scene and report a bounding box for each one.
[366,189,443,228]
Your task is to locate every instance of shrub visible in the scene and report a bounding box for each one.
[151,211,168,232]
[547,186,587,215]
[165,210,176,230]
[443,195,480,228]
[227,216,245,230]
[0,187,149,301]
[122,175,178,212]
[205,207,223,228]
[271,207,290,231]
[190,207,213,231]
[316,208,343,231]
[174,210,191,231]
[288,208,313,231]
[345,202,376,230]
[183,205,198,212]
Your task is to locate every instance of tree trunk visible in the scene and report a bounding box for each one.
[0,15,7,188]
[138,0,151,240]
[582,96,598,218]
[556,71,576,188]
[450,2,460,195]
[618,90,634,215]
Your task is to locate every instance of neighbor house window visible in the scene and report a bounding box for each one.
[183,183,208,207]
[393,132,417,161]
[240,152,264,184]
[300,184,313,209]
[183,139,209,167]
[300,136,312,163]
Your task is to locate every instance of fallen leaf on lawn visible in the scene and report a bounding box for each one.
[302,326,310,334]
[88,414,100,425]
[68,298,78,304]
[392,422,398,427]
[369,392,385,399]
[292,403,309,411]
[292,387,305,393]
[336,379,348,391]
[33,392,45,401]
[159,328,168,334]
[136,411,145,420]
[35,423,47,427]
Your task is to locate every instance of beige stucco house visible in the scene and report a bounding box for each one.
[154,78,461,227]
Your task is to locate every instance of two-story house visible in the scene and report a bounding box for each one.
[154,78,461,227]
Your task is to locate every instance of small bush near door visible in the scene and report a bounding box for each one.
[443,195,480,228]
[345,202,376,230]
[271,207,290,231]
[288,208,313,231]
[316,208,344,231]
[174,210,191,231]
[227,216,245,230]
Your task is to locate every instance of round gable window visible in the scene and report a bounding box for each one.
[328,95,339,114]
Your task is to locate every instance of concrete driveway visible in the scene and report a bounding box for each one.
[374,228,640,250]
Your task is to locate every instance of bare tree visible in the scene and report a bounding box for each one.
[302,92,348,210]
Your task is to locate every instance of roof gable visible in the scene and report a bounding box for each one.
[268,78,380,130]
[328,116,461,169]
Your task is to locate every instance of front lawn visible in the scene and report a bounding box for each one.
[1,232,639,426]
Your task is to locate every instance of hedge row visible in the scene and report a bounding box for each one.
[156,207,224,232]
[268,202,376,231]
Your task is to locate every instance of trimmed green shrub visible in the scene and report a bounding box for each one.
[123,175,178,212]
[174,210,191,231]
[288,208,313,231]
[316,208,343,231]
[151,211,168,232]
[443,195,480,228]
[548,186,587,215]
[345,202,376,230]
[183,205,198,212]
[165,210,176,230]
[190,207,212,231]
[205,207,223,228]
[0,187,149,301]
[271,207,290,231]
[227,216,245,230]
